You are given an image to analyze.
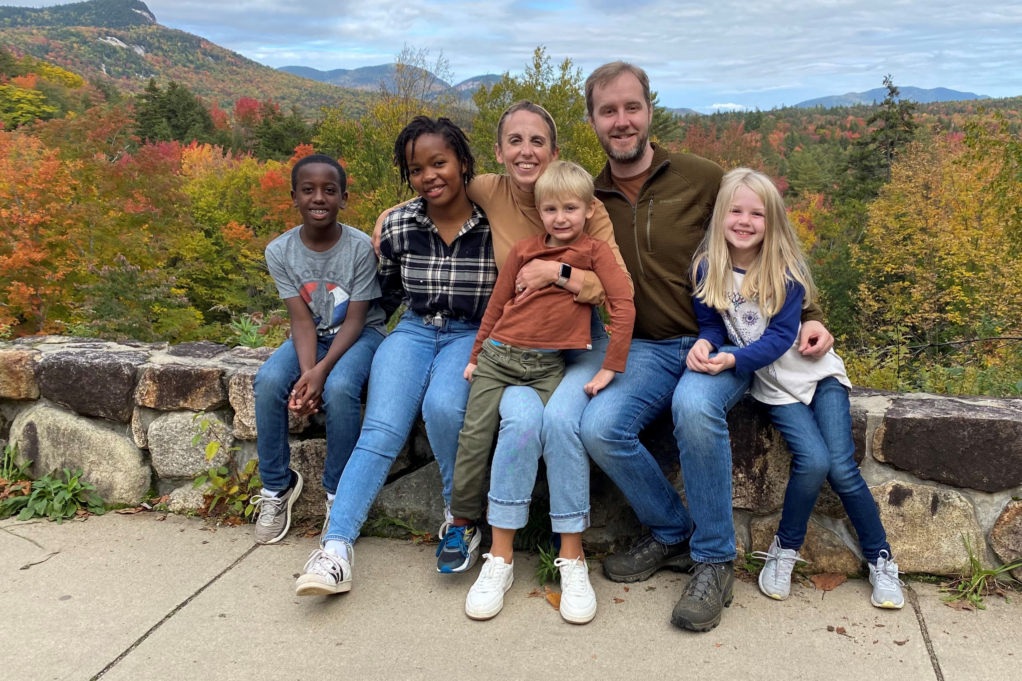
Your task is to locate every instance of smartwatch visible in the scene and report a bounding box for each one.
[556,263,572,287]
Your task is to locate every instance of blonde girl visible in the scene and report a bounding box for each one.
[687,168,904,610]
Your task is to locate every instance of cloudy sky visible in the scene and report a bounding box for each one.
[15,0,1022,111]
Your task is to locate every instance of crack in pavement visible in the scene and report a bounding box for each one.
[0,523,48,550]
[907,585,945,681]
[90,543,260,681]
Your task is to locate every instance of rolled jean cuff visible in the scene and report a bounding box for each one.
[650,530,692,547]
[323,531,357,547]
[487,494,530,530]
[691,550,738,564]
[550,508,590,534]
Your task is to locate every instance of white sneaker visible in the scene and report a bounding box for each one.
[869,551,905,609]
[439,506,454,540]
[465,554,514,620]
[555,557,597,624]
[296,547,352,596]
[753,535,806,600]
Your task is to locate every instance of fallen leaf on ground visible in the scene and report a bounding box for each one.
[526,589,542,598]
[623,586,629,592]
[875,624,885,628]
[543,586,560,610]
[894,639,908,646]
[646,586,656,591]
[155,514,167,521]
[115,507,144,515]
[714,643,722,648]
[614,598,625,604]
[945,599,975,612]
[811,573,847,592]
[827,626,835,632]
[836,627,847,635]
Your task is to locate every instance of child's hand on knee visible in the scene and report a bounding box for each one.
[686,339,715,373]
[464,362,477,382]
[584,368,616,396]
[704,351,736,375]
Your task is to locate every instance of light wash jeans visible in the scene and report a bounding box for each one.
[768,376,891,563]
[487,310,608,533]
[323,311,478,546]
[254,327,384,493]
[582,337,752,564]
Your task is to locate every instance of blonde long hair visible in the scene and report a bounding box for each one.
[692,168,816,318]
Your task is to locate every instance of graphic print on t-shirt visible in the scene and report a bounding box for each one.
[300,282,350,333]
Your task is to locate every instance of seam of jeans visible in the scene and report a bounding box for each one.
[487,495,531,506]
[548,508,589,519]
[691,552,737,563]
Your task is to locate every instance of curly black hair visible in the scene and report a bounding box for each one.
[393,116,475,190]
[291,153,347,192]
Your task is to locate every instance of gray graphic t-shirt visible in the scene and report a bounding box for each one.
[265,224,386,336]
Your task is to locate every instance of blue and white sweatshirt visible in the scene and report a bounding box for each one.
[694,267,851,405]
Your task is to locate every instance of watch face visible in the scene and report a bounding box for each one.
[560,263,571,278]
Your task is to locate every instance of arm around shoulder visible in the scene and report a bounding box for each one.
[577,199,633,305]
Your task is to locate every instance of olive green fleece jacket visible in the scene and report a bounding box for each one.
[593,143,825,341]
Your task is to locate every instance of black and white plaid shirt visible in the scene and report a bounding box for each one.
[379,197,496,323]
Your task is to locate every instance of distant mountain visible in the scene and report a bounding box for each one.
[0,0,155,28]
[279,64,501,100]
[0,0,373,115]
[796,86,989,109]
[668,107,700,117]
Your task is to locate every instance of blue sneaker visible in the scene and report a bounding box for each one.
[436,525,482,573]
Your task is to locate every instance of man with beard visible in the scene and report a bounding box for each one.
[558,61,835,632]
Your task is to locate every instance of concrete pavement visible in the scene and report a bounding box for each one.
[3,513,1018,680]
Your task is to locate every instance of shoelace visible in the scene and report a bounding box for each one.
[303,549,347,581]
[251,494,284,526]
[436,526,469,558]
[752,545,806,579]
[875,551,904,590]
[474,554,508,593]
[554,557,590,597]
[683,563,721,602]
[629,533,662,558]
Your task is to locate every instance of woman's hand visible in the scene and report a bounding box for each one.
[686,339,715,373]
[464,362,477,382]
[515,259,559,302]
[703,351,736,376]
[798,320,834,358]
[371,207,395,256]
[289,366,326,417]
[584,368,616,396]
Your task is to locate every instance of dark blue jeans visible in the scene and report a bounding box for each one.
[254,327,385,493]
[767,376,891,563]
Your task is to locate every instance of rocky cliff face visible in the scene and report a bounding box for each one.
[0,0,157,29]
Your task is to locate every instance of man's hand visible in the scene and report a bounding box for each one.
[463,362,477,382]
[515,259,559,302]
[798,320,834,359]
[289,366,326,417]
[704,351,736,376]
[584,368,616,396]
[686,339,715,373]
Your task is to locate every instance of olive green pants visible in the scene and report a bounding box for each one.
[450,339,565,521]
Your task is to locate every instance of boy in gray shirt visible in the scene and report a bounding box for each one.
[252,154,386,545]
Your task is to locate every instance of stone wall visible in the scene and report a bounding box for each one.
[2,336,1022,577]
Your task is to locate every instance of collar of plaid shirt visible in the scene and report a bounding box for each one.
[378,197,497,324]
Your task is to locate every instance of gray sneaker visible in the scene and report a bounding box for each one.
[753,535,806,600]
[603,534,695,583]
[252,471,303,545]
[869,551,905,609]
[671,562,734,632]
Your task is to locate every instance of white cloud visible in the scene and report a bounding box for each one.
[709,103,747,111]
[10,0,1022,109]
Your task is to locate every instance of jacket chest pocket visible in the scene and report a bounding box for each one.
[646,196,708,259]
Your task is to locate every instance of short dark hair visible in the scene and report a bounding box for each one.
[291,153,347,192]
[393,116,475,189]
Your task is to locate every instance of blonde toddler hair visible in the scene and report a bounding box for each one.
[534,160,595,206]
[692,168,816,318]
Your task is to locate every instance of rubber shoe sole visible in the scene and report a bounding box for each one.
[295,575,351,597]
[465,575,514,621]
[603,553,695,584]
[871,596,905,609]
[560,600,597,625]
[671,590,734,632]
[256,472,303,545]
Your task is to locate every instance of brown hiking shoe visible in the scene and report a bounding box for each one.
[252,470,303,545]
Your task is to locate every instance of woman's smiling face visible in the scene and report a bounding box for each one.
[405,133,467,208]
[494,110,559,192]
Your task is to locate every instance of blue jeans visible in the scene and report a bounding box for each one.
[487,310,608,533]
[582,337,752,563]
[323,311,478,545]
[254,327,384,492]
[768,376,891,563]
